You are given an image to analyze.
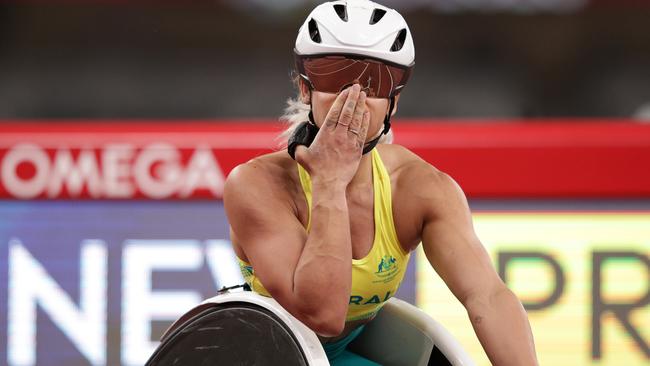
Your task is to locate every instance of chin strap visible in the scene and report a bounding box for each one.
[287,90,396,160]
[287,97,319,160]
[361,96,395,155]
[287,120,319,160]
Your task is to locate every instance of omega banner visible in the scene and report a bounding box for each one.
[0,121,649,366]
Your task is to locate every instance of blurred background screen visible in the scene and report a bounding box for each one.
[0,1,649,366]
[0,0,650,119]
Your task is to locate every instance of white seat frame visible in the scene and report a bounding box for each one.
[161,291,476,366]
[349,297,477,366]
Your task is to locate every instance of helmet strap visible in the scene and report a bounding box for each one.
[361,96,394,154]
[287,89,318,160]
[307,87,317,125]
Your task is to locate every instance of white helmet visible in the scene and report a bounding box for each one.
[288,0,414,159]
[295,0,415,67]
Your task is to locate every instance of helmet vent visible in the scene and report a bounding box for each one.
[333,4,348,22]
[369,9,386,25]
[390,28,407,52]
[308,19,322,43]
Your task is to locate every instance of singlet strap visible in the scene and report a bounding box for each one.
[297,163,313,232]
[371,149,408,257]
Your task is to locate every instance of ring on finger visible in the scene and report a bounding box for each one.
[348,129,359,135]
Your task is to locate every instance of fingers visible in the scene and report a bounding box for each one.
[334,84,361,129]
[347,90,366,136]
[357,110,370,147]
[323,87,351,129]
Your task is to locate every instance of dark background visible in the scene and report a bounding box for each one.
[1,0,649,120]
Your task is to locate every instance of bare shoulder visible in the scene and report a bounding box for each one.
[223,151,305,229]
[377,144,467,224]
[225,151,297,200]
[377,144,458,197]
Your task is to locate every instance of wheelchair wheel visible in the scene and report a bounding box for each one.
[147,302,309,366]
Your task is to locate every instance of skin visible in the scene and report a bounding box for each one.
[224,82,539,365]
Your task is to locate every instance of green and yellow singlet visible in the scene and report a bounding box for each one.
[238,148,411,322]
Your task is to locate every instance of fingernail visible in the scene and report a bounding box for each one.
[352,84,360,91]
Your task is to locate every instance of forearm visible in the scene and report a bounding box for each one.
[465,287,538,366]
[293,181,352,318]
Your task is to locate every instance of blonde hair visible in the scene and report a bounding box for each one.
[278,78,394,147]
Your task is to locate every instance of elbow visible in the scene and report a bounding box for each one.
[307,316,345,337]
[274,284,348,337]
[462,283,513,312]
[298,305,347,337]
[308,315,346,337]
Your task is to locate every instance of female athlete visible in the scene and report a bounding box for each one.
[224,1,539,365]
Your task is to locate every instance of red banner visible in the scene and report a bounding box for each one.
[1,120,649,199]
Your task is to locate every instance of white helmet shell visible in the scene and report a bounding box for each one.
[295,0,415,67]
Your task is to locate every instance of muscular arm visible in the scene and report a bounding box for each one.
[226,85,369,336]
[412,165,538,366]
[224,163,351,336]
[293,177,352,334]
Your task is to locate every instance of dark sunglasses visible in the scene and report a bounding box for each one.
[295,53,413,99]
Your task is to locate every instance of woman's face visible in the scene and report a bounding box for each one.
[301,81,397,141]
